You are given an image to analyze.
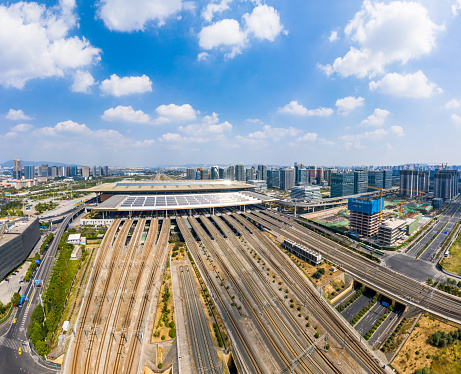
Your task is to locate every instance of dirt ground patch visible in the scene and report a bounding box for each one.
[323,277,345,299]
[393,314,461,374]
[170,242,186,262]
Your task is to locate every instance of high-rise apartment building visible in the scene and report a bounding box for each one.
[13,158,21,179]
[104,166,109,176]
[23,165,35,180]
[280,168,295,191]
[434,170,459,200]
[186,168,196,180]
[40,164,49,177]
[235,163,245,181]
[227,165,235,181]
[82,166,90,178]
[257,164,267,181]
[399,170,430,198]
[246,168,256,182]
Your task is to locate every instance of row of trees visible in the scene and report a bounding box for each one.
[29,234,78,356]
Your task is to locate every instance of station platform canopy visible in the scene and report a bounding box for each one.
[85,180,254,195]
[94,192,262,211]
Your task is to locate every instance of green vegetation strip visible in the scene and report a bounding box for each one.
[430,328,461,348]
[426,277,461,297]
[336,288,362,313]
[40,233,54,254]
[28,233,79,357]
[440,228,461,277]
[381,317,407,352]
[24,252,41,281]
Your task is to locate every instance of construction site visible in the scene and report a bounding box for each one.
[304,194,438,249]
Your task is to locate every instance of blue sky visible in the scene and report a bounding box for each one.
[1,0,461,167]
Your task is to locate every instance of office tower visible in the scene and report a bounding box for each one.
[267,168,280,189]
[308,166,317,184]
[200,169,210,180]
[186,168,196,180]
[368,170,384,190]
[296,168,308,185]
[92,166,97,177]
[291,186,322,200]
[23,165,35,180]
[104,166,109,176]
[40,164,49,177]
[257,164,267,181]
[70,165,77,176]
[82,166,90,178]
[399,170,430,197]
[383,170,392,189]
[323,169,337,186]
[64,166,71,177]
[354,170,368,194]
[280,168,295,191]
[330,172,354,197]
[13,158,21,179]
[235,163,245,181]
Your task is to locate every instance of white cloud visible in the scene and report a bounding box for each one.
[6,109,33,121]
[97,0,182,32]
[197,52,209,61]
[335,96,365,114]
[102,105,153,124]
[389,125,404,137]
[297,132,318,142]
[155,104,197,124]
[243,4,285,42]
[247,125,301,141]
[321,0,442,78]
[100,74,153,97]
[10,123,33,132]
[453,0,461,16]
[369,71,441,98]
[445,99,461,109]
[199,19,246,50]
[328,31,338,42]
[202,0,232,22]
[71,70,96,93]
[451,113,461,126]
[198,4,284,59]
[0,2,101,88]
[278,101,333,116]
[358,108,390,127]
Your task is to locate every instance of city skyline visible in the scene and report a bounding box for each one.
[1,1,461,166]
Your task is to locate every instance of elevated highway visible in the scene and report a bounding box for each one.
[244,209,461,324]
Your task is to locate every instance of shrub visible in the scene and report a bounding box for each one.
[169,321,175,328]
[161,335,166,340]
[158,363,163,369]
[169,328,176,338]
[315,332,320,338]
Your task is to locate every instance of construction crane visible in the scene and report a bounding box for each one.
[365,186,385,223]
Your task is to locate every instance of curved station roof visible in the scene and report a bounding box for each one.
[94,192,262,212]
[86,180,254,194]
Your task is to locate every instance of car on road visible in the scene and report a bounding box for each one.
[13,318,17,324]
[18,347,22,355]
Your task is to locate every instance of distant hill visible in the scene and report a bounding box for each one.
[0,160,71,168]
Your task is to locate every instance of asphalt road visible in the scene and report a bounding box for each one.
[341,290,374,323]
[368,307,402,349]
[406,201,461,258]
[354,302,387,336]
[0,208,82,374]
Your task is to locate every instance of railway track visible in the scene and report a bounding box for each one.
[68,218,123,374]
[176,216,265,374]
[211,214,341,373]
[190,215,331,374]
[81,218,134,373]
[229,212,384,374]
[94,218,146,373]
[122,218,171,374]
[111,218,159,373]
[179,265,221,374]
[251,209,461,321]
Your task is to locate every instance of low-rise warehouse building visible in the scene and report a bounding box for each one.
[282,239,322,266]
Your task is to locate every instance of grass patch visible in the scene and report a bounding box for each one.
[393,314,461,374]
[441,234,461,276]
